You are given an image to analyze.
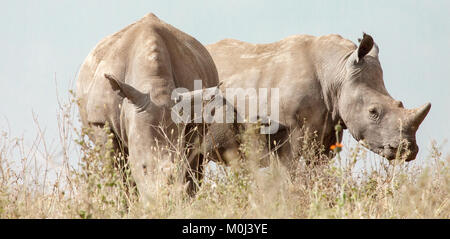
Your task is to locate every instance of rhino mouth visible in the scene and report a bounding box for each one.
[375,143,418,161]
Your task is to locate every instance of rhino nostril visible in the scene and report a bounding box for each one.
[381,145,397,160]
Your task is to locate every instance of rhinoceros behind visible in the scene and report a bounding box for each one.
[206,33,430,162]
[76,13,220,196]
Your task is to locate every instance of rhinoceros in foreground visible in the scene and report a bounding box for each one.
[207,33,431,162]
[76,13,221,196]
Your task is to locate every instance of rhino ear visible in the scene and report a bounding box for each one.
[104,73,149,108]
[355,33,374,62]
[367,42,379,58]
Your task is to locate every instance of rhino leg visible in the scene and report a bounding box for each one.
[181,122,242,195]
[185,148,205,196]
[173,123,204,196]
[86,122,135,196]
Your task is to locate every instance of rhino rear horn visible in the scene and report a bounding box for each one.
[357,33,374,61]
[104,73,149,108]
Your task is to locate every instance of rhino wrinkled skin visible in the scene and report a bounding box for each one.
[77,13,431,199]
[207,33,431,162]
[76,13,219,196]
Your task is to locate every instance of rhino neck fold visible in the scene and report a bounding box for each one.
[314,49,353,124]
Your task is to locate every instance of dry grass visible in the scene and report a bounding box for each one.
[0,90,448,219]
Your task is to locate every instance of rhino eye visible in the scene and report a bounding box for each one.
[368,107,380,121]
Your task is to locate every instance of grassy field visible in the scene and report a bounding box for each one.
[0,92,448,219]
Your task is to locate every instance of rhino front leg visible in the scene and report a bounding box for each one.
[84,122,135,198]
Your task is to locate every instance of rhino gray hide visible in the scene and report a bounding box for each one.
[206,33,431,163]
[76,13,219,197]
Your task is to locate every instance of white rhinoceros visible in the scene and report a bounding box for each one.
[76,13,220,196]
[206,33,431,162]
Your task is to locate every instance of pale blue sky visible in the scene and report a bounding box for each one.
[1,0,449,161]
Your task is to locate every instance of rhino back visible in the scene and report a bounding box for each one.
[206,34,356,150]
[206,35,320,126]
[77,13,219,130]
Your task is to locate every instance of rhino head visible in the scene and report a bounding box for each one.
[338,33,431,161]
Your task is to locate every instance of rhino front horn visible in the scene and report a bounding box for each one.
[409,102,431,128]
[104,73,149,108]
